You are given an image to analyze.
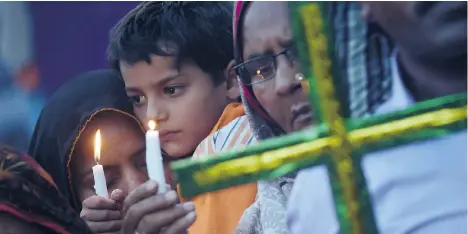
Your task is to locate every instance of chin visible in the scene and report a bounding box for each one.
[163,144,193,160]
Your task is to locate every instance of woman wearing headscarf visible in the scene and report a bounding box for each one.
[0,145,91,233]
[28,69,141,208]
[28,70,194,234]
[28,69,147,233]
[232,2,392,233]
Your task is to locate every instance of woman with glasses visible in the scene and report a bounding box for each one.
[232,1,393,233]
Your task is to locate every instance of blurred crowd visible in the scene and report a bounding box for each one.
[0,2,137,151]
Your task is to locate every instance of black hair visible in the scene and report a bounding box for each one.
[107,1,234,85]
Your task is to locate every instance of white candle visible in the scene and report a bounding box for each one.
[93,130,109,199]
[146,120,167,193]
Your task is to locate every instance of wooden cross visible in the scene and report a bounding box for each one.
[171,2,467,234]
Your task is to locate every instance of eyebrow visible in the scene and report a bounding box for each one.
[245,39,296,62]
[131,146,146,158]
[279,39,295,48]
[125,74,182,94]
[246,52,273,62]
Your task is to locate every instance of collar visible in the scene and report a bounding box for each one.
[374,50,415,115]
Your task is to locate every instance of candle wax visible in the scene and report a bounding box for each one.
[146,130,167,193]
[92,164,109,199]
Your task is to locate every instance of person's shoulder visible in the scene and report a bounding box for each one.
[193,116,256,159]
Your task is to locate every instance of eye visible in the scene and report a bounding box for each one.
[106,176,119,189]
[139,162,148,173]
[163,86,184,96]
[251,64,274,83]
[135,159,147,171]
[129,95,147,106]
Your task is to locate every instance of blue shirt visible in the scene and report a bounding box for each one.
[287,55,467,234]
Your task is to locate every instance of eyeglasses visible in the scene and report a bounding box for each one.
[235,46,298,86]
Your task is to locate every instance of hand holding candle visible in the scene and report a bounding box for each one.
[146,120,167,193]
[92,130,109,199]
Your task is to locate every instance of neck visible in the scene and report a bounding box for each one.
[397,49,467,102]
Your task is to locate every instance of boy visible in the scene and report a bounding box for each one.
[95,2,257,234]
[107,2,238,159]
[288,2,467,234]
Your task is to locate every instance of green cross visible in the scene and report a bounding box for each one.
[171,2,467,234]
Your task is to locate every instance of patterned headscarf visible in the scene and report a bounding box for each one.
[0,145,91,233]
[233,2,393,233]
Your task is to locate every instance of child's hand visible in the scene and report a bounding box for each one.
[121,181,196,234]
[80,189,126,233]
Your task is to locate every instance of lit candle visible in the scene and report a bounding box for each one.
[146,120,167,193]
[92,130,109,199]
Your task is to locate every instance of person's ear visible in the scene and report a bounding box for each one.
[360,2,374,22]
[225,60,240,101]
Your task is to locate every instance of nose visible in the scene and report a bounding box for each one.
[146,98,169,124]
[124,171,148,194]
[274,57,302,96]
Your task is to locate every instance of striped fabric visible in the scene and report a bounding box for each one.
[193,116,257,159]
[189,115,258,234]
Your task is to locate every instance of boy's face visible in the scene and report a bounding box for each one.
[361,1,467,63]
[242,2,314,133]
[71,113,147,202]
[120,55,228,157]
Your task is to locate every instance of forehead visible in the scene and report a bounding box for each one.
[119,40,181,81]
[244,2,290,28]
[80,113,142,145]
[120,55,177,78]
[242,2,292,52]
[74,112,143,163]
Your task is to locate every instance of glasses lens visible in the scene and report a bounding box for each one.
[243,57,275,85]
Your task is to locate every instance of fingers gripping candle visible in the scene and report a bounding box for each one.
[146,120,167,193]
[92,130,109,199]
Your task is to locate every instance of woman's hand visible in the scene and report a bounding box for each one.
[80,189,126,233]
[121,181,196,234]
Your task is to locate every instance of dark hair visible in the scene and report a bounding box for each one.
[107,1,234,85]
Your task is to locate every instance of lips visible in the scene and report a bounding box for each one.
[159,130,180,142]
[291,103,314,131]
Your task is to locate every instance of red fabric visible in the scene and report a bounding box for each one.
[233,1,279,126]
[0,145,91,233]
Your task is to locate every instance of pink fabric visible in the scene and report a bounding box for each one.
[233,1,277,125]
[233,1,243,37]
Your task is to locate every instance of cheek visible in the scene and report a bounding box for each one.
[164,86,225,157]
[134,107,146,124]
[118,170,148,194]
[252,85,291,132]
[253,86,267,105]
[253,85,278,117]
[76,186,96,203]
[70,152,97,202]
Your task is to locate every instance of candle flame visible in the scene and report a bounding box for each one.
[148,120,157,130]
[94,130,101,163]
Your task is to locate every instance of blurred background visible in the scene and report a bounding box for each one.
[0,2,138,152]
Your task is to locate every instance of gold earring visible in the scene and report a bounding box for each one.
[295,73,310,94]
[295,73,305,81]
